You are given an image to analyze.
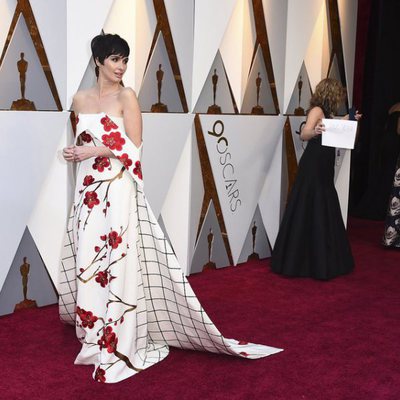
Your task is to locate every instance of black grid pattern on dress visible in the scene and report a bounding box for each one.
[135,185,233,355]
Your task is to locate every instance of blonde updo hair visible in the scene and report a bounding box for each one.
[309,78,345,117]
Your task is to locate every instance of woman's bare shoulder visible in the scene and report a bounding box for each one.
[73,88,95,111]
[119,86,137,100]
[308,106,325,118]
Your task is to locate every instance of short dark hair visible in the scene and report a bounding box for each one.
[91,33,130,68]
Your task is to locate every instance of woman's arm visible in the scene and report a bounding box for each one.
[300,106,325,141]
[120,87,143,148]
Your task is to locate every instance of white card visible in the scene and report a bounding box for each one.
[321,119,358,149]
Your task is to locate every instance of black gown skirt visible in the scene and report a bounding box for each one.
[271,136,354,280]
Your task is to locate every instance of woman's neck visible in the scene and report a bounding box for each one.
[95,79,121,98]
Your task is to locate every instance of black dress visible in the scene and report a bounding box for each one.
[271,122,354,280]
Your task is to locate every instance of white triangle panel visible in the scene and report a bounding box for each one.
[0,0,17,58]
[135,0,157,91]
[141,113,194,218]
[190,200,230,274]
[321,2,330,78]
[28,114,73,286]
[138,33,183,112]
[0,14,57,110]
[259,134,283,248]
[193,51,236,114]
[161,132,193,275]
[66,0,114,108]
[103,0,136,89]
[304,2,326,92]
[192,0,238,111]
[30,0,67,109]
[338,0,358,107]
[334,148,351,226]
[200,114,284,264]
[237,205,271,264]
[286,62,313,115]
[0,111,69,290]
[289,116,307,162]
[77,57,97,92]
[164,0,194,109]
[219,0,244,110]
[262,0,288,113]
[284,0,324,112]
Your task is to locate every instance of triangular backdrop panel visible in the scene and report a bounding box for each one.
[200,114,284,264]
[141,113,194,218]
[0,111,68,290]
[321,1,331,78]
[164,0,194,108]
[262,0,288,113]
[286,62,313,115]
[258,133,284,248]
[30,0,67,109]
[0,14,57,110]
[28,114,73,286]
[334,147,351,226]
[284,0,324,112]
[66,0,114,108]
[138,32,183,112]
[237,205,271,264]
[304,2,326,91]
[134,0,157,91]
[0,0,17,58]
[193,51,236,114]
[103,0,136,88]
[289,116,307,163]
[192,0,237,110]
[241,44,275,114]
[219,0,244,110]
[190,200,230,275]
[0,227,58,317]
[338,0,357,107]
[77,57,97,93]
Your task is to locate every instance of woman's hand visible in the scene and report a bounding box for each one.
[63,146,75,162]
[73,145,97,162]
[355,111,362,121]
[314,120,325,136]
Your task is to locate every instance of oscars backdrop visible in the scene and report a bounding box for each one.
[0,0,358,316]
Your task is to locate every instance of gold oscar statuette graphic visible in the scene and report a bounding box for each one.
[14,257,38,311]
[11,52,36,111]
[151,64,168,112]
[202,228,217,271]
[294,75,305,116]
[247,221,260,261]
[207,69,222,114]
[251,72,264,115]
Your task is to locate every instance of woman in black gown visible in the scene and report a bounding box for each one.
[271,78,361,280]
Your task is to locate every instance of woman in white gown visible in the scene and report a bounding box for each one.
[60,33,281,383]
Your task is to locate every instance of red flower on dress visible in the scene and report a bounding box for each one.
[238,341,248,345]
[76,306,98,329]
[92,157,110,172]
[80,132,92,143]
[133,161,142,180]
[117,153,133,169]
[100,115,118,132]
[102,131,125,151]
[94,366,106,383]
[98,326,118,353]
[83,175,95,186]
[84,191,100,209]
[95,271,109,287]
[239,352,249,357]
[108,231,122,249]
[94,246,101,252]
[100,234,107,241]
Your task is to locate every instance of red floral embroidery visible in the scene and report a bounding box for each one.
[98,326,118,353]
[102,131,125,151]
[108,231,122,249]
[239,352,249,357]
[94,246,101,252]
[80,132,92,143]
[100,116,118,132]
[83,175,95,186]
[92,157,110,172]
[238,341,248,345]
[100,234,107,241]
[95,271,109,287]
[84,191,100,209]
[133,161,142,180]
[117,153,133,169]
[94,366,106,383]
[76,306,98,329]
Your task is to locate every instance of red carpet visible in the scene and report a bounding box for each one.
[1,218,399,399]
